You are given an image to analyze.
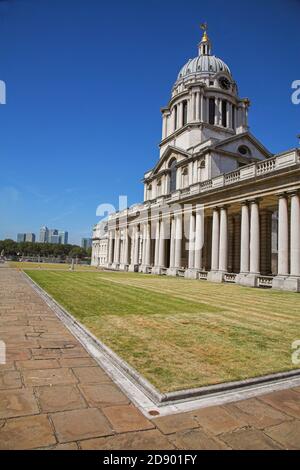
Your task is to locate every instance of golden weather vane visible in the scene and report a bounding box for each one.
[200,22,208,41]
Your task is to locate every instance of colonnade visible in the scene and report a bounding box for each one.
[108,192,300,292]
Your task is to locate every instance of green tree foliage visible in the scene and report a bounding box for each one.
[0,239,90,260]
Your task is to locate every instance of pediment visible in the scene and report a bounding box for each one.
[145,146,191,180]
[214,132,272,160]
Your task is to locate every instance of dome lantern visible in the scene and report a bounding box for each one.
[198,23,211,56]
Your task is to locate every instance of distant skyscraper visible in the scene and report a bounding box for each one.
[39,226,49,243]
[58,231,68,245]
[17,233,26,243]
[49,229,59,244]
[25,233,36,243]
[39,226,68,244]
[81,238,92,250]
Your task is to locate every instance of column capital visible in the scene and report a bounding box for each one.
[248,198,261,205]
[277,192,289,199]
[288,190,300,198]
[241,200,249,206]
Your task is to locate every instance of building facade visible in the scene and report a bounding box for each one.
[25,233,36,243]
[91,222,108,267]
[39,226,49,243]
[17,233,26,243]
[92,29,300,292]
[58,230,68,245]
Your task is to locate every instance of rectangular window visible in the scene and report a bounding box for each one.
[174,106,178,130]
[222,100,227,127]
[209,98,215,125]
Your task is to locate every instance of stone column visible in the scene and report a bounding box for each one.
[194,208,204,270]
[154,221,160,267]
[188,212,195,269]
[123,229,129,266]
[218,98,222,126]
[196,92,200,121]
[189,95,194,122]
[159,220,166,267]
[211,209,220,271]
[141,224,146,266]
[250,200,260,274]
[219,207,228,272]
[169,218,176,268]
[145,223,151,267]
[178,102,183,128]
[162,115,167,139]
[240,203,250,273]
[174,215,182,268]
[114,230,120,265]
[290,193,300,277]
[134,227,140,265]
[108,231,114,265]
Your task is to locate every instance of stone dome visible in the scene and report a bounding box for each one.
[177,54,232,82]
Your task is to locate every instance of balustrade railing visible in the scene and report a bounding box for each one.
[110,151,299,221]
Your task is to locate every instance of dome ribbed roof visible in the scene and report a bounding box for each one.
[177,55,231,82]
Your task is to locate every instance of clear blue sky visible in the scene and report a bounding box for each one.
[0,0,299,244]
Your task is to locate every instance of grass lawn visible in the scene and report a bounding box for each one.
[25,269,300,393]
[9,261,98,271]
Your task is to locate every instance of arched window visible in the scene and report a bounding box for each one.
[169,159,177,193]
[209,98,215,125]
[182,101,188,126]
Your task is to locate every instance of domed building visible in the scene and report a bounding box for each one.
[92,28,300,293]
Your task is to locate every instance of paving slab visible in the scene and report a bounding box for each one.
[79,383,130,408]
[16,359,60,370]
[72,366,112,384]
[193,405,247,435]
[50,408,113,443]
[264,420,300,450]
[219,428,282,450]
[0,415,56,450]
[0,370,22,390]
[0,388,39,419]
[80,429,175,450]
[35,384,87,412]
[168,428,230,450]
[103,404,155,433]
[22,367,78,387]
[223,398,292,429]
[258,390,300,419]
[153,411,200,435]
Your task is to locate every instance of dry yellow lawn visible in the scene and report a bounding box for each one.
[25,269,300,393]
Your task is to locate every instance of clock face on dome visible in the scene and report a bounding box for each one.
[219,76,231,90]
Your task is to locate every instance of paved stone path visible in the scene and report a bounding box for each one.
[0,266,299,450]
